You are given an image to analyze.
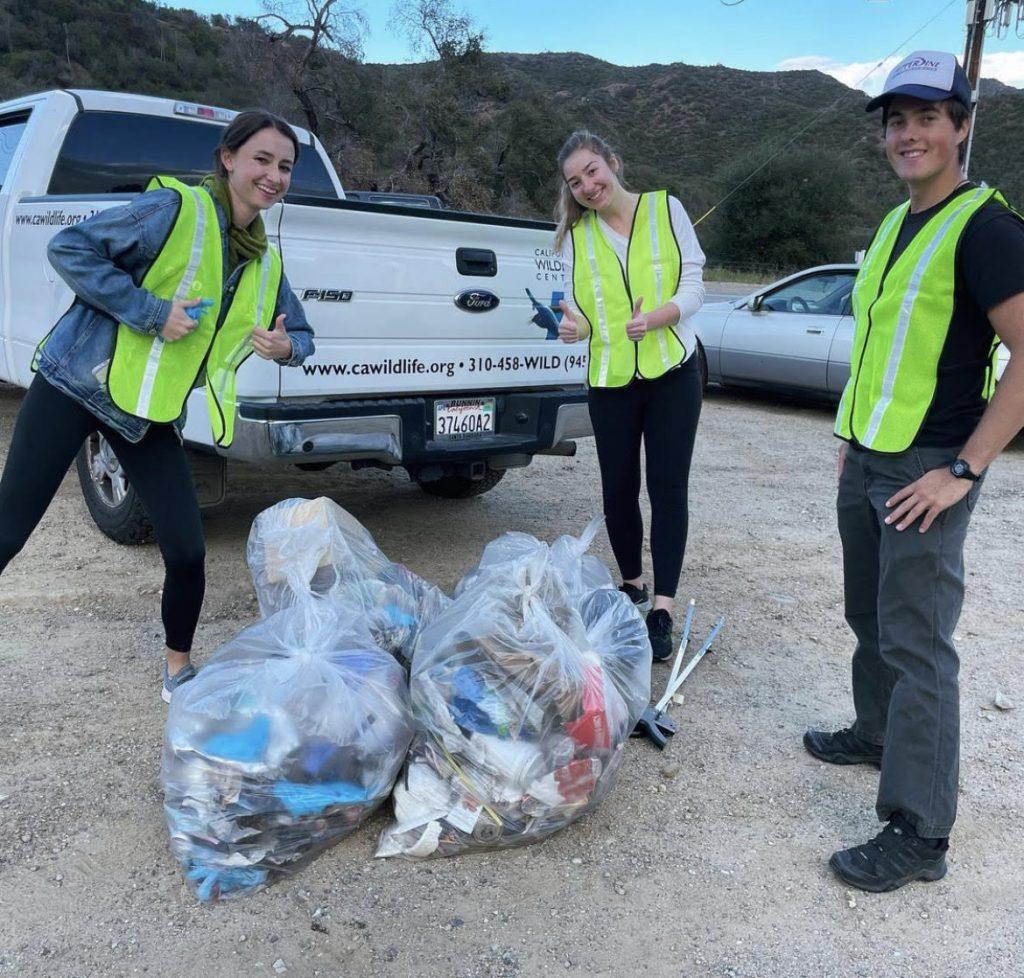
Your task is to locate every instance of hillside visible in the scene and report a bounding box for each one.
[1,0,1021,269]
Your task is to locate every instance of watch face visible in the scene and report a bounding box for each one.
[952,460,967,477]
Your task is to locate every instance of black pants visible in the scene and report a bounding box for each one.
[0,375,205,653]
[587,357,702,598]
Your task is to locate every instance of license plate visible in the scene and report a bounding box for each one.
[434,397,495,440]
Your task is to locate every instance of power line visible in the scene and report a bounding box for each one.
[692,0,961,226]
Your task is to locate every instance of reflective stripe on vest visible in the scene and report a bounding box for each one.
[206,244,282,447]
[107,179,222,423]
[834,186,1000,453]
[106,176,282,447]
[571,191,688,388]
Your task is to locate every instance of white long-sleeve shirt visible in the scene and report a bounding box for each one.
[559,194,706,357]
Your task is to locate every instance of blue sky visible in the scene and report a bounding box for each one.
[171,0,1024,91]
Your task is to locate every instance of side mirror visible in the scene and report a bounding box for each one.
[748,294,764,313]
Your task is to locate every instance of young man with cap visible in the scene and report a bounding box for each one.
[804,51,1024,892]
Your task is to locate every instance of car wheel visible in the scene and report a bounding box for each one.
[76,432,155,544]
[416,468,506,499]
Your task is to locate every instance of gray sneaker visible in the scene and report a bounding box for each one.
[162,661,197,703]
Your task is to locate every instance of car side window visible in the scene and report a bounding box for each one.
[761,273,855,315]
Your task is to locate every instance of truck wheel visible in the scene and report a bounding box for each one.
[76,432,155,545]
[417,468,506,499]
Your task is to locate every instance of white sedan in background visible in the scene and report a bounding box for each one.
[694,264,1009,397]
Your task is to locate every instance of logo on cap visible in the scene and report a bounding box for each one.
[893,56,942,77]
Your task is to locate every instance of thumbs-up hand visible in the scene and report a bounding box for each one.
[625,296,648,341]
[251,314,293,361]
[558,300,581,343]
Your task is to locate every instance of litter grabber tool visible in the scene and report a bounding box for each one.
[630,599,696,748]
[666,598,696,693]
[632,610,725,750]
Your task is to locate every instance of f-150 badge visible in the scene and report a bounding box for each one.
[301,288,353,302]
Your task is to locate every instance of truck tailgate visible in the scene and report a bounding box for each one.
[274,200,587,397]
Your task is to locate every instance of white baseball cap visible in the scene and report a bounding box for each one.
[865,50,972,113]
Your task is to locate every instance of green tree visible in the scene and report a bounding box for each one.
[706,148,857,272]
[389,0,484,64]
[383,0,493,206]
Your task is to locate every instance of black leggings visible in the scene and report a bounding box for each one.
[587,356,702,599]
[0,375,205,652]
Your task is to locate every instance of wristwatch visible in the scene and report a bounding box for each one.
[949,458,981,482]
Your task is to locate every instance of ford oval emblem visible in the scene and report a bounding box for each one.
[455,289,500,313]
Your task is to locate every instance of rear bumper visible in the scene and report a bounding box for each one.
[220,388,591,465]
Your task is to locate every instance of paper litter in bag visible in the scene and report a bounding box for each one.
[376,519,650,859]
[162,601,414,901]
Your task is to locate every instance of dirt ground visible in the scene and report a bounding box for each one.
[1,362,1022,978]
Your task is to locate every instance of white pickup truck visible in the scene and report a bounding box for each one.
[0,89,590,541]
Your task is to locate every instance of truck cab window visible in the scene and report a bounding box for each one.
[47,111,337,198]
[0,113,30,191]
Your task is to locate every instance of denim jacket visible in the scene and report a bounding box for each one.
[36,188,315,443]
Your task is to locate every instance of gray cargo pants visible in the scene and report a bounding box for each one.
[837,443,983,838]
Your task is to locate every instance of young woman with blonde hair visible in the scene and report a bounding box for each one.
[555,130,705,660]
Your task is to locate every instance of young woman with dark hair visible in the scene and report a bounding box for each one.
[554,130,705,661]
[0,110,315,701]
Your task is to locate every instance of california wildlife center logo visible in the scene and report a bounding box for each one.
[455,289,500,313]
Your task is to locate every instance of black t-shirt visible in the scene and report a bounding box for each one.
[880,183,1024,447]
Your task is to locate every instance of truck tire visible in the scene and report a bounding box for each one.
[416,468,506,499]
[75,432,155,545]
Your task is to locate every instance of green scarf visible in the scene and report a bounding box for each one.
[200,174,268,271]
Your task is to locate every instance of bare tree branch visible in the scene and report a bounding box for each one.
[255,0,367,135]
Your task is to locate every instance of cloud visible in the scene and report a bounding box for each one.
[980,50,1024,89]
[780,51,1024,94]
[778,55,901,95]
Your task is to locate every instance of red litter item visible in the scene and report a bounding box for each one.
[552,758,600,803]
[566,664,609,749]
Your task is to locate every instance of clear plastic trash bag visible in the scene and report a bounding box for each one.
[247,497,450,665]
[162,599,414,901]
[376,519,650,859]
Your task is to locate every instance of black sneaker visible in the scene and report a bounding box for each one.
[803,727,883,768]
[646,609,674,661]
[829,814,948,893]
[618,582,651,612]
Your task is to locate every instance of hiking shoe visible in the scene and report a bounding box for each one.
[646,609,674,662]
[829,814,948,893]
[803,727,883,768]
[162,661,197,704]
[619,582,651,612]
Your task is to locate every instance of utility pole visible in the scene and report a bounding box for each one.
[962,0,1024,174]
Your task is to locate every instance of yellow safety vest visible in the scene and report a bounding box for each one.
[107,176,282,447]
[570,191,688,388]
[835,186,1004,453]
